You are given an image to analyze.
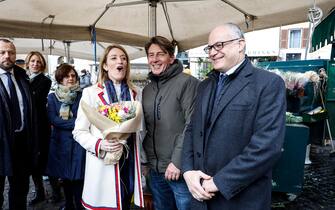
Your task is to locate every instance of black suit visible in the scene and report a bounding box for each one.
[0,65,38,210]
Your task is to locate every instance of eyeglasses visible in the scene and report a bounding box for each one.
[203,38,241,54]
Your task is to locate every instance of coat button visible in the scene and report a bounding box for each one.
[200,131,203,137]
[196,152,201,158]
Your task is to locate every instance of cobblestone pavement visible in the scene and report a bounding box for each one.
[272,144,335,210]
[2,144,335,210]
[2,177,64,210]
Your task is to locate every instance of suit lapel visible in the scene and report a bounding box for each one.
[0,78,11,112]
[201,79,216,133]
[14,67,30,104]
[0,78,11,102]
[211,76,249,123]
[207,60,253,136]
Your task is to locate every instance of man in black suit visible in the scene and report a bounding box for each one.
[182,23,286,210]
[0,39,38,210]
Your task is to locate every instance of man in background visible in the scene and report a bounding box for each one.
[79,69,91,89]
[0,39,38,210]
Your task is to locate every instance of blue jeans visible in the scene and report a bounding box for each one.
[149,169,191,210]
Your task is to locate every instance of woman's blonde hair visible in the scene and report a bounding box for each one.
[98,44,134,90]
[25,51,47,73]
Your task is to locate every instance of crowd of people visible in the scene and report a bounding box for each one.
[0,22,286,210]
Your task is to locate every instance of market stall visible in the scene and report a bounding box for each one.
[258,59,328,193]
[258,8,335,193]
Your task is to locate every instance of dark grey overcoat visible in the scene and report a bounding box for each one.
[182,58,286,210]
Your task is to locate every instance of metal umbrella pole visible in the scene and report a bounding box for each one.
[319,88,335,153]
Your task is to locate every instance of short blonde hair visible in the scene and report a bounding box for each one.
[25,51,47,73]
[98,44,134,90]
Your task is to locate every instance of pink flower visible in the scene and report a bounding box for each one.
[123,107,129,113]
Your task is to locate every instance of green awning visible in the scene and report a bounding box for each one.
[311,9,335,52]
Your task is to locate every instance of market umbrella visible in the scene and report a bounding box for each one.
[0,0,334,55]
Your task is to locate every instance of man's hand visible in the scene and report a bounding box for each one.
[165,162,180,181]
[202,178,219,193]
[183,170,214,202]
[142,165,150,177]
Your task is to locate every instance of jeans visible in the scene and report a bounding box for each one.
[149,169,191,210]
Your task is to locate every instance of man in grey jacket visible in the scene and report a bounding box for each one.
[142,36,199,210]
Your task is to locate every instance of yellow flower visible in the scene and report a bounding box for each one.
[97,102,136,124]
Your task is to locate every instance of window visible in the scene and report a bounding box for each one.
[289,29,301,48]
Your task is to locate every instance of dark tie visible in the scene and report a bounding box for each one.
[214,73,228,105]
[5,72,22,130]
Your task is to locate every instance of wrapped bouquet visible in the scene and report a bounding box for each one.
[81,100,143,165]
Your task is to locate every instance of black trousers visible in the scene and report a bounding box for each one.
[0,130,31,210]
[63,179,84,210]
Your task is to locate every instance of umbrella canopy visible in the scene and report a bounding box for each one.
[12,38,145,61]
[0,0,334,59]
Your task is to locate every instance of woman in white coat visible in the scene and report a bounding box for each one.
[73,44,144,210]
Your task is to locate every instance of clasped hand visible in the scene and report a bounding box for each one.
[100,139,123,153]
[183,170,218,202]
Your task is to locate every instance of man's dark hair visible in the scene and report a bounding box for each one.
[145,36,174,56]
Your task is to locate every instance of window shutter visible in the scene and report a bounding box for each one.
[280,29,288,49]
[302,28,309,48]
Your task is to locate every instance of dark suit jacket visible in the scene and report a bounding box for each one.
[0,65,38,176]
[182,58,286,210]
[30,73,51,173]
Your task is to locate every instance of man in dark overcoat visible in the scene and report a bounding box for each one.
[0,39,38,210]
[182,23,286,210]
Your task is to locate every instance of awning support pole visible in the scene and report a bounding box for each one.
[90,0,116,72]
[149,0,157,37]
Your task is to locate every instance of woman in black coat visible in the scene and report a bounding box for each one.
[25,51,60,205]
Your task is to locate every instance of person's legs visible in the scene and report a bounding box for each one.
[29,174,46,205]
[62,179,75,209]
[0,176,5,208]
[149,169,177,210]
[120,145,135,210]
[121,192,132,210]
[8,130,30,210]
[72,180,84,210]
[8,174,30,210]
[168,179,192,210]
[49,176,62,203]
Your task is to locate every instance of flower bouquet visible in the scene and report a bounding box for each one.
[81,100,143,165]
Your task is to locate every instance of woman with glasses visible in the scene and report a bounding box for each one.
[46,64,85,210]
